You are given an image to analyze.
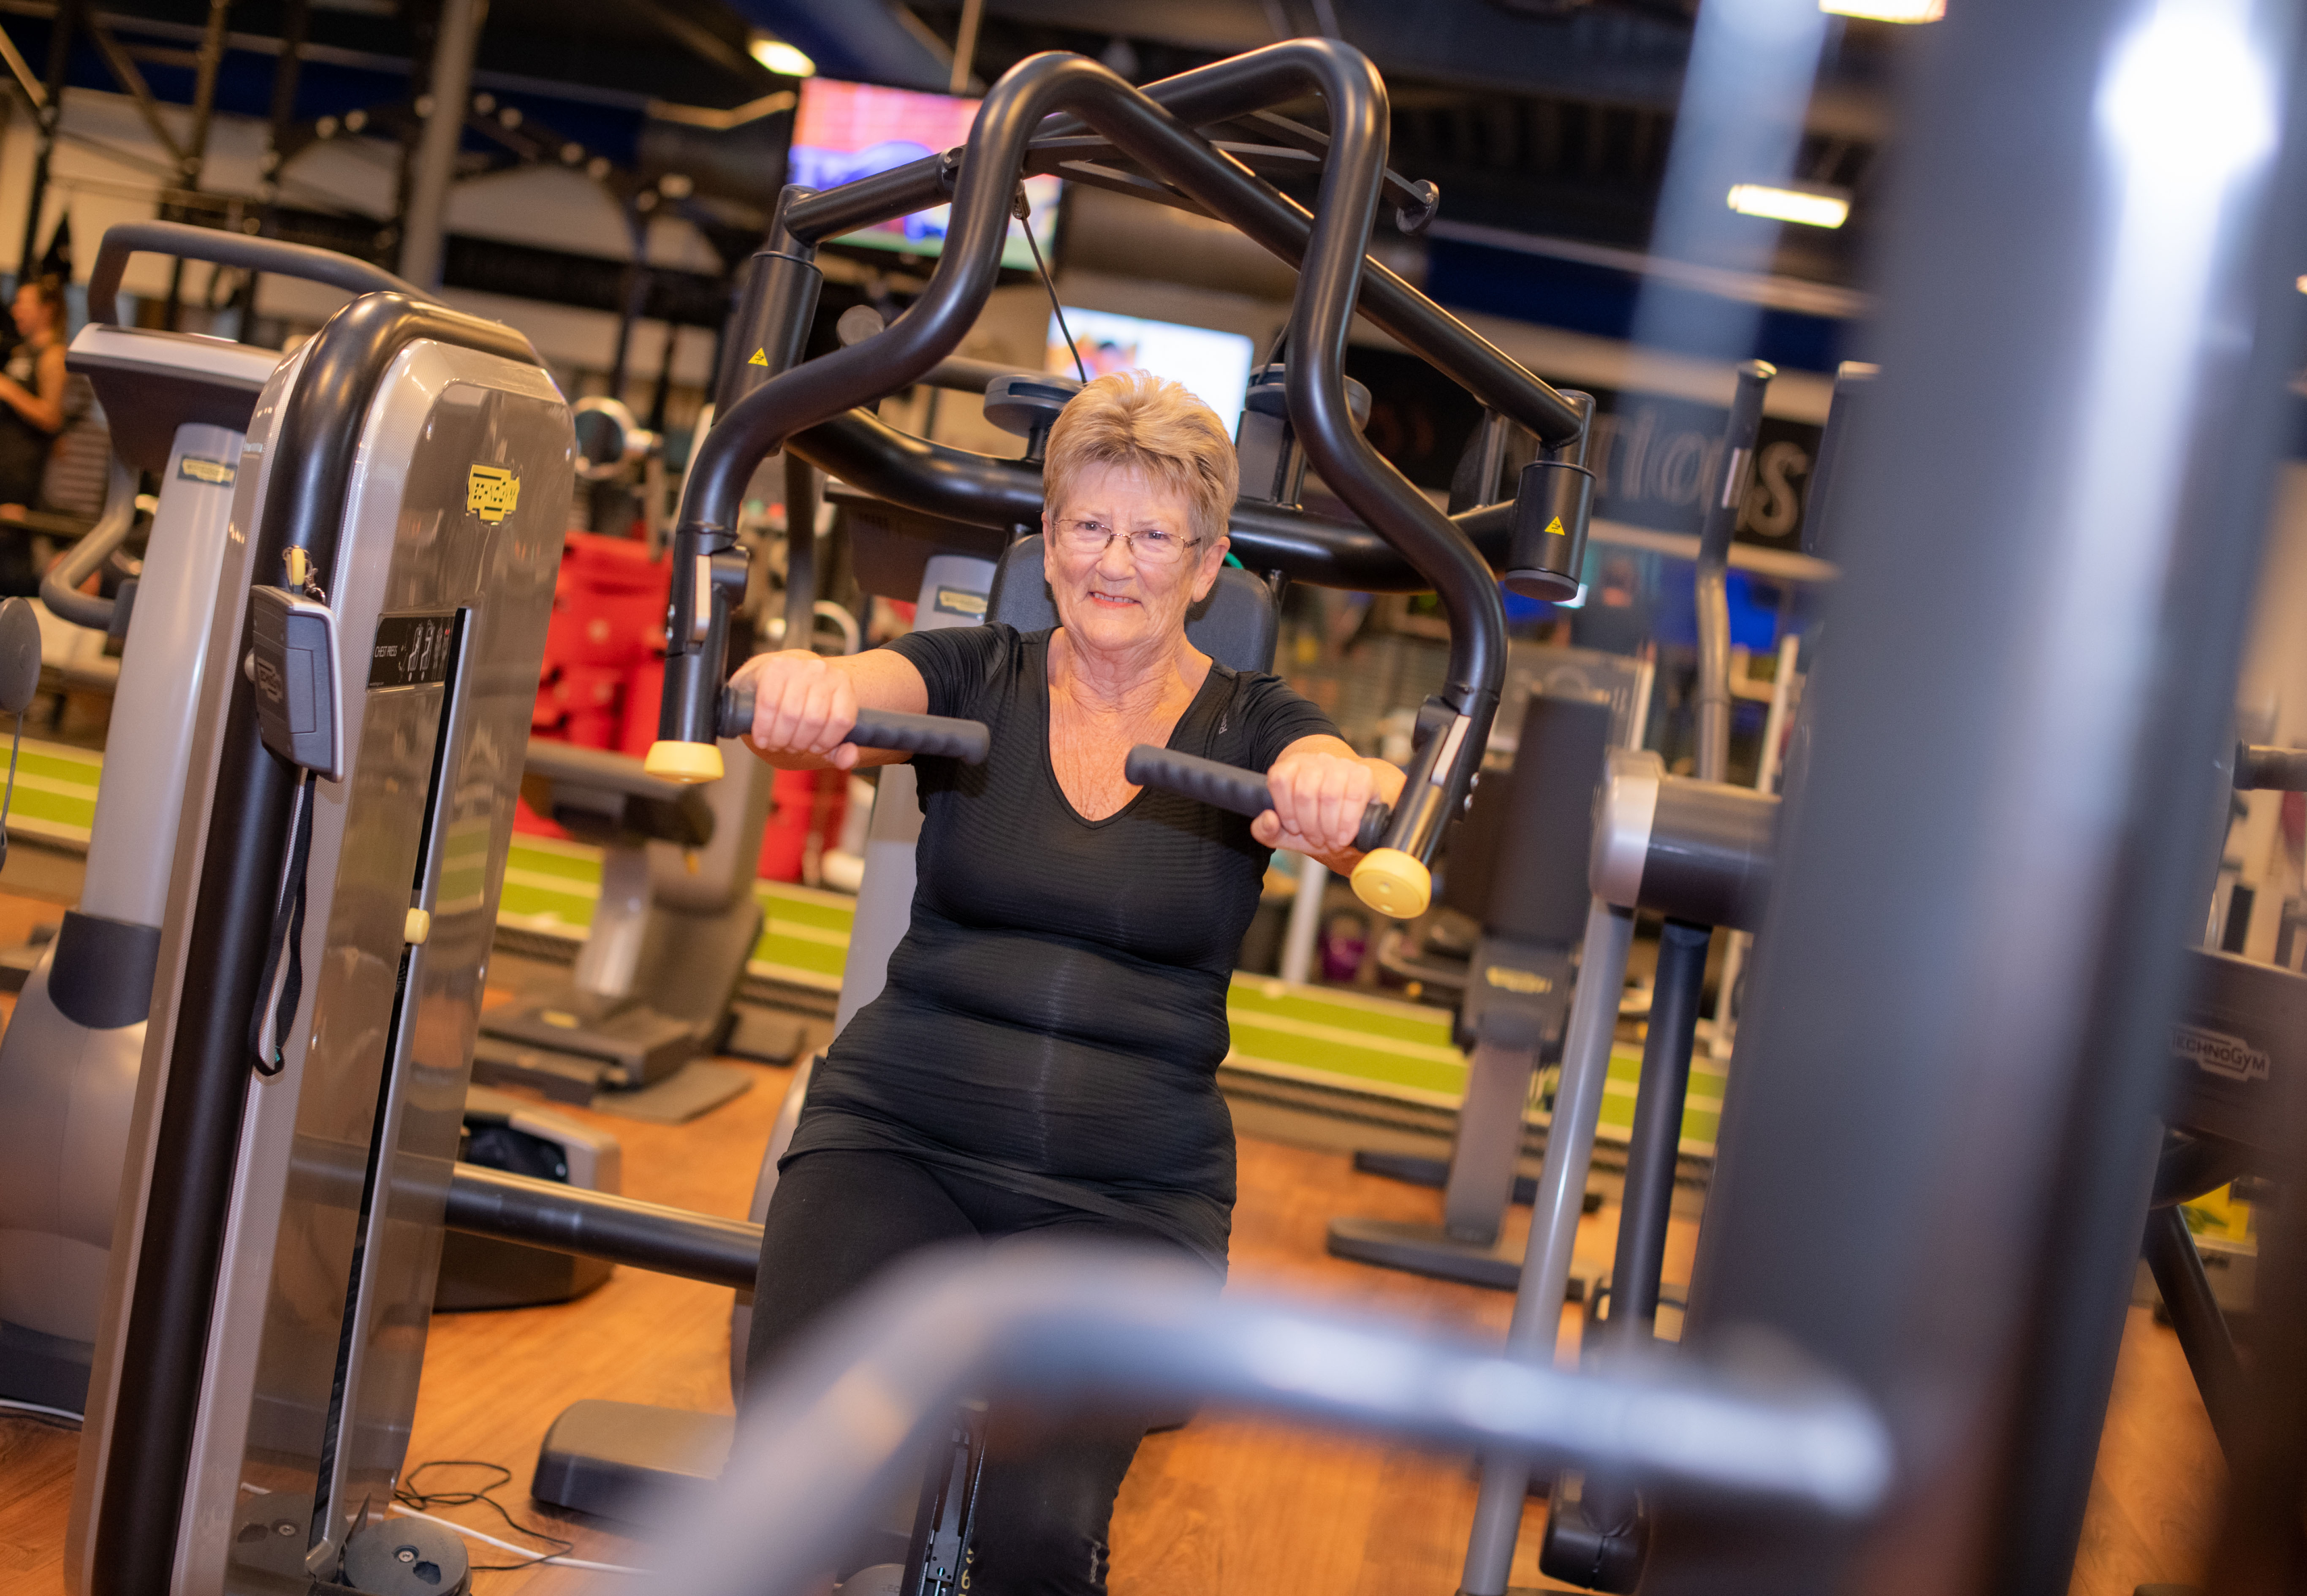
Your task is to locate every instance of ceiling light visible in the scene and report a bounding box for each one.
[1821,0,1944,20]
[1727,183,1851,228]
[751,36,815,77]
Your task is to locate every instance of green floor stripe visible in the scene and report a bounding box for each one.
[10,739,1722,1148]
[8,786,97,831]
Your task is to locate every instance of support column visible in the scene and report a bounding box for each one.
[19,0,82,281]
[396,0,483,289]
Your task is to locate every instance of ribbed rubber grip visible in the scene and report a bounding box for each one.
[718,687,991,765]
[1125,745,1389,850]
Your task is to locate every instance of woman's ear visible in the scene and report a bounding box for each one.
[1191,535,1231,603]
[1042,507,1060,587]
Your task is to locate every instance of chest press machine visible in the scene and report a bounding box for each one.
[61,38,1745,1596]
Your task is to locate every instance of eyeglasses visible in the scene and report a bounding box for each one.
[1054,517,1203,568]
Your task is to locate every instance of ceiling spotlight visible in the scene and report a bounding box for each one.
[1821,0,1944,19]
[1727,183,1852,228]
[751,35,815,77]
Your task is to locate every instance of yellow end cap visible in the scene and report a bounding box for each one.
[645,738,724,784]
[1352,848,1432,920]
[403,907,432,945]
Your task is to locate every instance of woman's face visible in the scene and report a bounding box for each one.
[11,288,50,340]
[1043,461,1229,659]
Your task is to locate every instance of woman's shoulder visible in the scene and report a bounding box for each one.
[1206,665,1338,764]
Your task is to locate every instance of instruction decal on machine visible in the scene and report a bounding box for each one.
[178,456,236,486]
[370,611,459,689]
[467,464,521,524]
[933,587,986,618]
[748,347,768,366]
[1544,516,1567,537]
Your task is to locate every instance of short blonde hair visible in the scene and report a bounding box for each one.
[1042,370,1238,546]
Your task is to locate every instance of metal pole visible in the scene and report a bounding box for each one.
[19,0,78,283]
[949,0,984,96]
[1280,857,1327,985]
[1605,918,1707,1341]
[1460,900,1636,1596]
[242,0,308,341]
[162,0,231,330]
[1647,0,2307,1586]
[2140,1203,2246,1460]
[397,0,483,288]
[782,451,817,649]
[1710,631,1800,1058]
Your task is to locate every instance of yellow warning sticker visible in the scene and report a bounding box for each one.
[467,464,520,523]
[1544,516,1567,536]
[748,347,769,367]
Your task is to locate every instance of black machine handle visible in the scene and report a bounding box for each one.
[1124,745,1390,853]
[718,687,991,765]
[2236,743,2307,792]
[86,220,432,325]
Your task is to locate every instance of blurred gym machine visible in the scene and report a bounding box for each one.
[473,736,790,1107]
[65,223,577,1596]
[1326,688,1616,1290]
[0,225,424,1422]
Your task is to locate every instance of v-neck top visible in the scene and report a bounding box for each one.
[783,624,1338,1271]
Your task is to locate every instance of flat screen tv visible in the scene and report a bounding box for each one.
[1045,307,1257,437]
[790,77,1062,271]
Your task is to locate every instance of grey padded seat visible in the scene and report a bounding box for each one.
[984,533,1281,675]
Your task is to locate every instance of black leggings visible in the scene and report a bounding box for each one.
[746,1149,1191,1596]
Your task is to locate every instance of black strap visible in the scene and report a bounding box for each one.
[249,770,319,1077]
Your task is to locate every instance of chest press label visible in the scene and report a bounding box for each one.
[933,586,987,618]
[177,455,235,486]
[467,464,520,524]
[370,611,459,689]
[2173,1023,2271,1084]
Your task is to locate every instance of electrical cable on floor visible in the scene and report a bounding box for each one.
[392,1460,651,1576]
[390,1505,651,1577]
[0,1396,81,1427]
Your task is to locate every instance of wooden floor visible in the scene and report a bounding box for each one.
[0,896,2224,1593]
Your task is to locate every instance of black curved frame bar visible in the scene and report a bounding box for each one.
[664,40,1511,867]
[87,293,544,1596]
[792,407,1520,593]
[86,219,434,326]
[780,52,1579,447]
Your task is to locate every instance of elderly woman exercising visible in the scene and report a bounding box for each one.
[737,370,1401,1593]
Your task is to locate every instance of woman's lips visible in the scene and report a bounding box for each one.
[1087,589,1140,608]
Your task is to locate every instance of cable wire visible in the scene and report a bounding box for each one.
[389,1506,651,1577]
[1017,186,1087,384]
[393,1460,649,1575]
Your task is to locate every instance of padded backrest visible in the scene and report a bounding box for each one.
[984,534,1281,675]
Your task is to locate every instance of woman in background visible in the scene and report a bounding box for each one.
[0,276,68,595]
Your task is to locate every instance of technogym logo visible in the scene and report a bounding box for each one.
[2173,1024,2270,1084]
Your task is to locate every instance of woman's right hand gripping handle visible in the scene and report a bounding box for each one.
[1121,746,1427,917]
[719,650,991,767]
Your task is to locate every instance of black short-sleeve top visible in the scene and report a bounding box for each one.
[782,624,1339,1271]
